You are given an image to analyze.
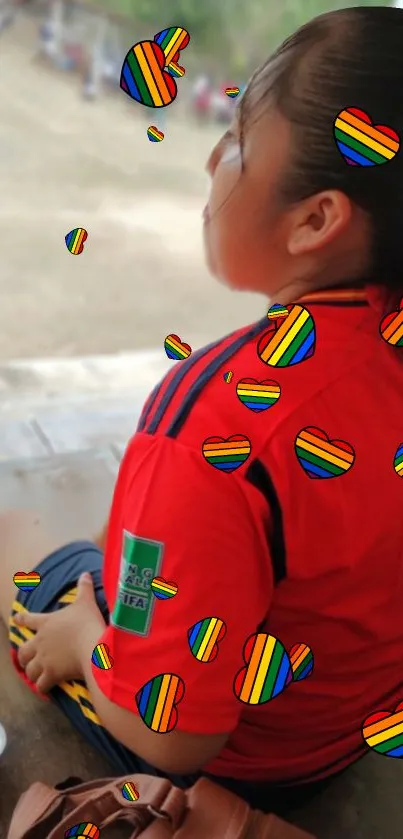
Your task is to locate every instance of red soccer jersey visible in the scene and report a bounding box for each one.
[93,285,403,784]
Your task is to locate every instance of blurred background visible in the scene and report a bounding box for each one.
[0,0,392,361]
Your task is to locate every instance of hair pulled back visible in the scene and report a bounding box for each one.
[242,6,403,299]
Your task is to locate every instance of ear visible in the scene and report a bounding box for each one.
[287,190,352,255]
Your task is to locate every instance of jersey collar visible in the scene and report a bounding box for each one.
[298,284,368,307]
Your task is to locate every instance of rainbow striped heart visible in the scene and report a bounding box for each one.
[334,107,400,167]
[295,427,355,479]
[13,571,41,592]
[135,673,185,733]
[91,643,114,670]
[121,782,139,801]
[167,61,185,78]
[64,823,100,838]
[236,378,281,412]
[164,334,192,360]
[150,577,178,600]
[362,702,403,758]
[202,435,251,472]
[147,125,164,142]
[289,643,314,681]
[257,304,315,367]
[379,297,403,347]
[225,87,240,98]
[188,617,227,663]
[394,443,403,477]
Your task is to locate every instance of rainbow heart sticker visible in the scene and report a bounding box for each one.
[295,427,355,479]
[394,443,403,477]
[267,303,289,320]
[202,434,251,472]
[188,617,227,663]
[236,378,281,412]
[225,87,240,98]
[135,673,185,733]
[379,298,403,347]
[64,824,100,838]
[121,781,140,801]
[154,26,190,67]
[150,577,178,600]
[234,634,293,705]
[91,643,114,670]
[223,370,233,383]
[334,107,400,166]
[120,40,176,108]
[147,125,164,142]
[362,702,403,758]
[65,228,87,255]
[233,633,314,706]
[289,643,314,681]
[13,571,41,592]
[164,334,192,360]
[257,304,315,367]
[167,61,185,78]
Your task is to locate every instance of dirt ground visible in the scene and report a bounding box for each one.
[0,14,263,362]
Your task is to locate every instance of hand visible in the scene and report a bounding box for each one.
[14,572,106,693]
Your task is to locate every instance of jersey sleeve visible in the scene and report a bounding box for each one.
[93,432,273,735]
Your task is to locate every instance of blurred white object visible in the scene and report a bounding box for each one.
[0,722,6,756]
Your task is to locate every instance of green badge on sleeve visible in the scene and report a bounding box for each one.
[111,531,164,636]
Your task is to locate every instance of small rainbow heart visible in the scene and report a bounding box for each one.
[164,334,192,360]
[147,125,164,142]
[167,61,185,78]
[289,643,314,681]
[188,617,227,663]
[65,228,87,255]
[223,370,233,383]
[121,781,139,801]
[295,427,355,479]
[13,571,41,592]
[334,107,400,166]
[225,87,240,98]
[150,577,178,600]
[362,702,403,758]
[267,303,289,320]
[202,434,251,472]
[379,297,403,347]
[236,378,281,412]
[394,442,403,477]
[64,823,100,838]
[91,643,114,670]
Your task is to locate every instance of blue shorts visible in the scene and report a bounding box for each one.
[9,541,335,814]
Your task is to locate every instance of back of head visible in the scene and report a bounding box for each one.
[245,6,403,303]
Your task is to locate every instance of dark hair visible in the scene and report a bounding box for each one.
[240,6,403,300]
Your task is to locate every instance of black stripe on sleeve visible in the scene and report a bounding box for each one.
[165,318,268,439]
[245,458,286,585]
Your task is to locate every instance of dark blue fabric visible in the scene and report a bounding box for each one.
[12,540,338,815]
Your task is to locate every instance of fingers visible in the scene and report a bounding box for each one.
[35,672,54,694]
[76,572,96,603]
[14,611,45,631]
[25,657,43,685]
[17,637,37,669]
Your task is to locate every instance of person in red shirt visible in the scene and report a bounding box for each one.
[1,4,403,817]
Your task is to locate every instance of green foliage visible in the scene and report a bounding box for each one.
[89,0,392,74]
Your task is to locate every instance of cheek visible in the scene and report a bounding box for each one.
[208,144,243,215]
